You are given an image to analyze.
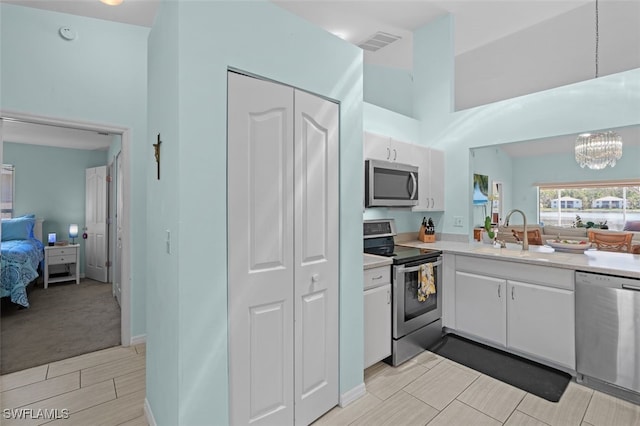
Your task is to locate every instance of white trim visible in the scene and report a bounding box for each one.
[0,109,133,349]
[339,383,366,407]
[144,398,158,426]
[130,334,146,346]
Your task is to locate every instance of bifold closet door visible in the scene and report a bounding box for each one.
[293,89,339,426]
[228,72,295,426]
[228,71,338,426]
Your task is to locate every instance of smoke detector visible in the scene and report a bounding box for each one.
[358,31,402,52]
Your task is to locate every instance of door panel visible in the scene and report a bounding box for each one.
[294,89,339,425]
[228,72,294,426]
[85,166,108,282]
[249,108,288,271]
[250,302,287,421]
[455,271,506,346]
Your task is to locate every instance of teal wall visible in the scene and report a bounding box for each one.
[469,142,640,229]
[147,1,363,424]
[363,64,413,117]
[0,4,149,337]
[4,142,107,273]
[146,1,179,424]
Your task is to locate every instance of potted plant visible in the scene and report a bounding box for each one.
[482,216,496,244]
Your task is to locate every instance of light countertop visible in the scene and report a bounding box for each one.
[363,253,393,270]
[397,240,640,279]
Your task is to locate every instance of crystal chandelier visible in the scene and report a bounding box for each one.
[574,0,623,170]
[575,131,623,169]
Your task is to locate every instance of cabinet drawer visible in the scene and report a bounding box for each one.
[48,247,77,257]
[364,266,390,290]
[48,254,76,265]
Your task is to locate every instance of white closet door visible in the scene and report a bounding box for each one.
[228,72,295,426]
[294,90,339,425]
[85,165,108,282]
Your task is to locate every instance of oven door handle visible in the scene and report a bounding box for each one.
[396,260,442,273]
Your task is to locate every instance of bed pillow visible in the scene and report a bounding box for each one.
[623,221,640,232]
[1,216,35,241]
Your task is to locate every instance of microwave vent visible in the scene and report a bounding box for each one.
[358,31,402,52]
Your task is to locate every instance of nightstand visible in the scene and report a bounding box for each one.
[44,244,80,289]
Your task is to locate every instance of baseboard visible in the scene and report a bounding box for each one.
[339,382,366,407]
[130,334,146,346]
[144,398,157,426]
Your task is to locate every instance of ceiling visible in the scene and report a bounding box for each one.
[1,0,637,155]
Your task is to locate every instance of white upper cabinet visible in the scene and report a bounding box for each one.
[363,131,445,211]
[364,132,416,165]
[412,147,445,212]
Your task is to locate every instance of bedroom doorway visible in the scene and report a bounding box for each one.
[0,112,133,369]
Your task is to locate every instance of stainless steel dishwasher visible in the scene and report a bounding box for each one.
[575,271,640,404]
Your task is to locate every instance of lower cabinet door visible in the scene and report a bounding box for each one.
[507,280,575,369]
[455,271,507,346]
[364,284,391,369]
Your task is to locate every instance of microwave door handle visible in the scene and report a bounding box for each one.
[408,172,417,199]
[396,260,443,274]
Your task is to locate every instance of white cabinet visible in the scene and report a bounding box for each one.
[452,255,575,370]
[363,132,416,165]
[412,147,445,212]
[364,282,391,368]
[455,271,506,346]
[507,280,575,369]
[44,244,80,289]
[363,265,391,368]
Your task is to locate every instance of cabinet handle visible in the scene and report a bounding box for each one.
[387,289,391,304]
[511,287,515,300]
[372,275,383,280]
[431,198,435,208]
[386,147,390,160]
[498,285,501,298]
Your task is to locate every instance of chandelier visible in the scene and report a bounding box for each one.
[574,0,623,170]
[575,131,623,169]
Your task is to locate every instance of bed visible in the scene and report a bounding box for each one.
[1,215,44,308]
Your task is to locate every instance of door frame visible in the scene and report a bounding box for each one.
[0,109,133,346]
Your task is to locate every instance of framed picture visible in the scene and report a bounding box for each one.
[472,173,489,205]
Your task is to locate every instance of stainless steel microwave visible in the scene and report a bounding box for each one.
[365,159,419,207]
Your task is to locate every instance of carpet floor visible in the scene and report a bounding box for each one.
[1,278,121,374]
[430,333,571,402]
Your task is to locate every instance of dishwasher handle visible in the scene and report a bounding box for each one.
[622,284,640,292]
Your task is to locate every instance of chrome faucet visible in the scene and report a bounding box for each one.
[504,209,529,251]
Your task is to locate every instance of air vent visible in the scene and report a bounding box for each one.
[358,31,402,52]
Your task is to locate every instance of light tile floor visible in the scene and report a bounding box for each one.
[2,345,639,426]
[1,344,146,426]
[315,351,640,426]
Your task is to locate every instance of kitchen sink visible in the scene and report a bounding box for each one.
[472,243,556,261]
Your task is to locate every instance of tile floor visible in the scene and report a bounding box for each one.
[1,345,639,426]
[0,344,146,426]
[315,351,640,426]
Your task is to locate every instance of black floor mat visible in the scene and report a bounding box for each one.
[430,334,571,402]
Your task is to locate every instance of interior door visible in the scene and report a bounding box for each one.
[228,72,295,426]
[294,89,339,425]
[85,165,108,282]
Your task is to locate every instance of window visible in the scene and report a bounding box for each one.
[1,164,14,219]
[538,180,640,231]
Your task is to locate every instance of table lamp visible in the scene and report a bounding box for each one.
[69,224,79,244]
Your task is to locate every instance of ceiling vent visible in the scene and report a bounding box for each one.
[358,31,402,52]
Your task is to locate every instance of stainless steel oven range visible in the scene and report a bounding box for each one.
[364,219,443,366]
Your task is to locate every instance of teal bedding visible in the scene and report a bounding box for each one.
[1,238,44,307]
